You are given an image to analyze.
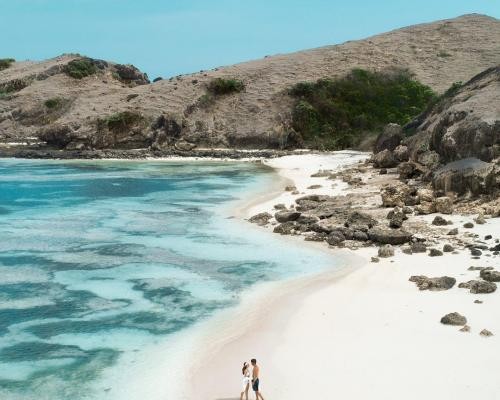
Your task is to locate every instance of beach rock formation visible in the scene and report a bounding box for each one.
[458,280,497,294]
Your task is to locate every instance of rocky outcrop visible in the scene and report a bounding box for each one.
[432,158,498,196]
[405,66,500,165]
[367,227,412,245]
[2,15,500,153]
[249,212,272,226]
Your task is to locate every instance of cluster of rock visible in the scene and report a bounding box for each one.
[371,66,499,207]
[249,192,417,254]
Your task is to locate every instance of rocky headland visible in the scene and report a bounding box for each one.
[1,14,499,157]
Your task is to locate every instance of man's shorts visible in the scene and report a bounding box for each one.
[252,378,260,391]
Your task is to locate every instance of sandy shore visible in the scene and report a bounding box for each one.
[185,151,500,400]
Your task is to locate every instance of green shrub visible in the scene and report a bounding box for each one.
[64,58,97,79]
[103,111,143,132]
[0,58,15,71]
[44,97,64,109]
[207,78,245,95]
[289,68,436,150]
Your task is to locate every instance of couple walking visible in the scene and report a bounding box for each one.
[240,358,265,400]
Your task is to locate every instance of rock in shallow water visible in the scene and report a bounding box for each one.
[248,212,272,226]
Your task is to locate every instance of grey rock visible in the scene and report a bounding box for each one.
[371,257,380,263]
[440,312,467,326]
[443,244,454,252]
[463,222,474,228]
[460,325,471,332]
[393,145,409,162]
[470,248,482,256]
[458,280,497,294]
[474,214,486,224]
[368,227,412,245]
[273,221,298,235]
[480,269,500,282]
[345,211,377,230]
[374,123,402,153]
[326,232,345,246]
[273,203,286,210]
[411,242,427,253]
[373,149,397,168]
[447,228,459,235]
[429,248,443,257]
[275,211,301,223]
[434,196,454,214]
[409,275,456,291]
[248,212,272,226]
[353,230,369,241]
[480,329,493,337]
[378,244,395,258]
[432,216,448,226]
[433,158,498,197]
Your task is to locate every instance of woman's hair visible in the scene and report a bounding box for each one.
[242,362,248,375]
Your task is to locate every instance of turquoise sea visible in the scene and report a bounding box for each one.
[0,159,337,399]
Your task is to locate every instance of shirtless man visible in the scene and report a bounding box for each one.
[251,358,265,400]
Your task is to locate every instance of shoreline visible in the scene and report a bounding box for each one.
[183,152,500,400]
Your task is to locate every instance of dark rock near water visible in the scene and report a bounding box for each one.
[368,227,412,245]
[248,212,272,226]
[273,221,298,235]
[275,211,301,223]
[326,232,345,246]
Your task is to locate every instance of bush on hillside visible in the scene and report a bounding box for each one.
[207,78,245,95]
[44,97,64,109]
[0,58,15,71]
[64,58,98,79]
[102,111,143,132]
[289,68,436,149]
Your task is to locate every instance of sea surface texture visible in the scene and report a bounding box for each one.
[0,159,337,399]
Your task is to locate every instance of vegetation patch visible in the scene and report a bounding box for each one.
[64,58,98,79]
[288,68,436,149]
[207,78,245,95]
[0,58,15,71]
[44,97,65,109]
[101,111,143,132]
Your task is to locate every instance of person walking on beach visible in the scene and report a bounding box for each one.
[251,358,265,400]
[240,361,251,400]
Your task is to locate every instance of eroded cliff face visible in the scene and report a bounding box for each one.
[1,14,499,152]
[405,66,500,165]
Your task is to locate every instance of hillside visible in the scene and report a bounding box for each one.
[0,13,499,153]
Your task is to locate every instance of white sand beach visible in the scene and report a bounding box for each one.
[186,152,500,400]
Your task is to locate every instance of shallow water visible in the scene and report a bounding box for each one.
[0,159,337,399]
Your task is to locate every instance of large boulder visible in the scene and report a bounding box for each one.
[393,145,409,162]
[434,196,454,214]
[275,211,301,223]
[113,64,150,85]
[432,158,498,196]
[374,123,403,153]
[372,149,397,168]
[368,227,412,245]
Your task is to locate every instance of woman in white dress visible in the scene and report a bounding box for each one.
[240,361,251,400]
